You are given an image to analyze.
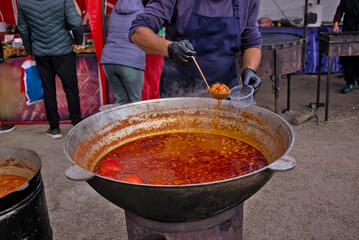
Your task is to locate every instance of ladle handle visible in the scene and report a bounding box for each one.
[192,56,210,89]
[65,164,95,181]
[268,155,296,172]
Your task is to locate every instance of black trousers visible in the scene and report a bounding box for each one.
[341,15,359,84]
[36,53,82,128]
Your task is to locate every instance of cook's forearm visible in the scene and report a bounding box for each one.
[130,27,171,56]
[242,48,261,71]
[242,48,262,71]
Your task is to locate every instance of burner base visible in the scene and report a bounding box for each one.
[125,203,243,240]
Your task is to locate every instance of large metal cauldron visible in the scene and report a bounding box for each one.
[64,98,296,222]
[0,146,52,240]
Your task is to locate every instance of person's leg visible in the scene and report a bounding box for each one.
[117,66,144,103]
[52,53,82,125]
[345,58,356,84]
[352,17,359,84]
[103,64,129,105]
[340,16,357,93]
[35,56,60,128]
[340,56,356,94]
[354,56,359,84]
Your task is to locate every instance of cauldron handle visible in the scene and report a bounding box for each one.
[65,165,95,181]
[268,155,296,172]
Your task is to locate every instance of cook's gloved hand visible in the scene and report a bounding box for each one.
[241,67,261,95]
[168,40,196,66]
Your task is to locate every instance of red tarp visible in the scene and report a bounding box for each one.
[143,54,163,100]
[0,0,18,25]
[84,0,108,104]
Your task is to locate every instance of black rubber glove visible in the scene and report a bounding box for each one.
[241,67,261,95]
[167,40,196,66]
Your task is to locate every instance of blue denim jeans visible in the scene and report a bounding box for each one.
[103,64,144,104]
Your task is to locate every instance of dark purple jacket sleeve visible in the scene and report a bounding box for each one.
[240,0,262,50]
[333,0,345,24]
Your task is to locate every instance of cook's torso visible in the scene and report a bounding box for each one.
[160,0,241,97]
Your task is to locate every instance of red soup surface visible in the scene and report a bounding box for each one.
[0,174,29,198]
[93,132,268,185]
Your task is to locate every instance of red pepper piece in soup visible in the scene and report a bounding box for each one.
[100,158,122,174]
[121,174,144,184]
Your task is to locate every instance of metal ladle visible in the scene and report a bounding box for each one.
[192,57,231,100]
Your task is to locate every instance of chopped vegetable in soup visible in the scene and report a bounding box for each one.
[209,83,231,94]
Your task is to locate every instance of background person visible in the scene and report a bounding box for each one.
[100,0,146,105]
[332,0,359,94]
[129,0,262,98]
[17,0,83,139]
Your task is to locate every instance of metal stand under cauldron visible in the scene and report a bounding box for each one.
[126,203,243,240]
[236,0,319,114]
[316,31,359,121]
[236,33,304,114]
[259,33,304,114]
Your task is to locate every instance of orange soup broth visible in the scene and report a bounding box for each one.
[93,132,268,185]
[0,174,28,198]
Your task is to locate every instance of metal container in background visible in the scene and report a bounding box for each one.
[0,146,52,240]
[237,32,304,113]
[0,22,7,32]
[318,31,359,56]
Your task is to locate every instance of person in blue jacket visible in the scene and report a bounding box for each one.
[129,0,262,98]
[100,0,146,105]
[17,0,83,139]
